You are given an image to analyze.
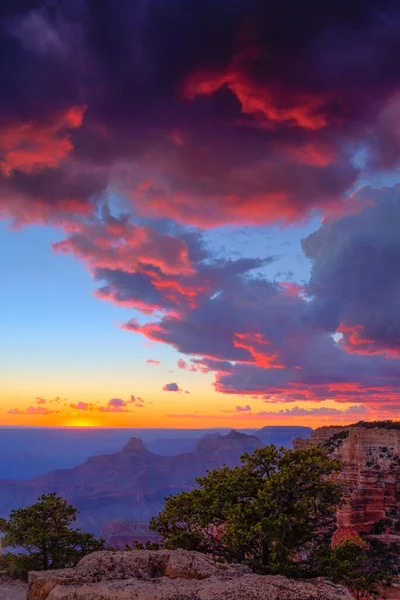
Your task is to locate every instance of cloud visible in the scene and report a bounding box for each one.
[107,398,127,407]
[168,405,369,420]
[69,401,97,412]
[122,207,400,405]
[0,106,86,177]
[146,359,161,365]
[3,1,400,417]
[8,406,59,415]
[3,0,400,229]
[35,397,47,404]
[177,359,198,372]
[53,207,194,278]
[267,405,369,417]
[129,395,145,408]
[99,398,130,413]
[236,404,251,412]
[303,186,400,358]
[222,404,252,413]
[70,397,136,413]
[162,382,182,392]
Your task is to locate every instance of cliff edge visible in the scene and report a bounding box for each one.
[27,549,354,600]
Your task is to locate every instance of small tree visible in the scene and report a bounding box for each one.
[150,445,343,575]
[0,493,105,577]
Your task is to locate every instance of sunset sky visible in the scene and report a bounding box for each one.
[2,0,400,428]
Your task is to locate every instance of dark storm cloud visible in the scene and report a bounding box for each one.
[2,0,400,225]
[303,185,400,357]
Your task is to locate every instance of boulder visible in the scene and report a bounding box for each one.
[28,569,75,600]
[27,549,354,600]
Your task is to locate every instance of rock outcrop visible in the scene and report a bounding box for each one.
[28,549,354,600]
[293,424,400,545]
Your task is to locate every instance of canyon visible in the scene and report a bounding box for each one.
[0,430,264,543]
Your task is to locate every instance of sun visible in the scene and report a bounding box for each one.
[65,418,98,428]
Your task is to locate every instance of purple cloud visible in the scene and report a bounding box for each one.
[162,382,182,392]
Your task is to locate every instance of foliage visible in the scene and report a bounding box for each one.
[351,420,400,430]
[324,430,349,453]
[127,540,161,550]
[150,445,343,575]
[367,537,400,579]
[315,540,391,599]
[0,493,105,578]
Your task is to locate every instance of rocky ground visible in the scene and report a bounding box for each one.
[0,576,27,600]
[27,549,354,600]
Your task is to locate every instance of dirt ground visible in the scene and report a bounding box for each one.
[0,577,27,600]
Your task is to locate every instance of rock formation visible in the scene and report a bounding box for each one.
[293,423,400,547]
[256,425,312,448]
[28,549,354,600]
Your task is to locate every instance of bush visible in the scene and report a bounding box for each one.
[315,540,391,599]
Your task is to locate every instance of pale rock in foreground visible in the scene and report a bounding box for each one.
[28,549,354,600]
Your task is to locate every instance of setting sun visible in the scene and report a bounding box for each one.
[65,418,99,428]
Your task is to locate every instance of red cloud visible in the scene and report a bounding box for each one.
[146,359,161,365]
[233,332,285,369]
[0,106,86,176]
[53,212,194,277]
[338,323,400,358]
[183,51,332,131]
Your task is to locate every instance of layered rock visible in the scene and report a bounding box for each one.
[28,549,354,600]
[293,424,400,543]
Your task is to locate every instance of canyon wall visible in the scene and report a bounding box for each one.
[294,425,400,543]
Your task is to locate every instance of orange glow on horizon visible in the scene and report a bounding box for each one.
[65,418,99,428]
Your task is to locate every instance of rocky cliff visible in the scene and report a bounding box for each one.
[293,423,400,546]
[27,549,354,600]
[0,430,262,538]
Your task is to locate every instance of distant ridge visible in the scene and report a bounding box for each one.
[0,430,263,539]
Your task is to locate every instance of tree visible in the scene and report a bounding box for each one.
[0,493,105,577]
[150,445,343,575]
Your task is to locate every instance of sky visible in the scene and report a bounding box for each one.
[1,0,400,429]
